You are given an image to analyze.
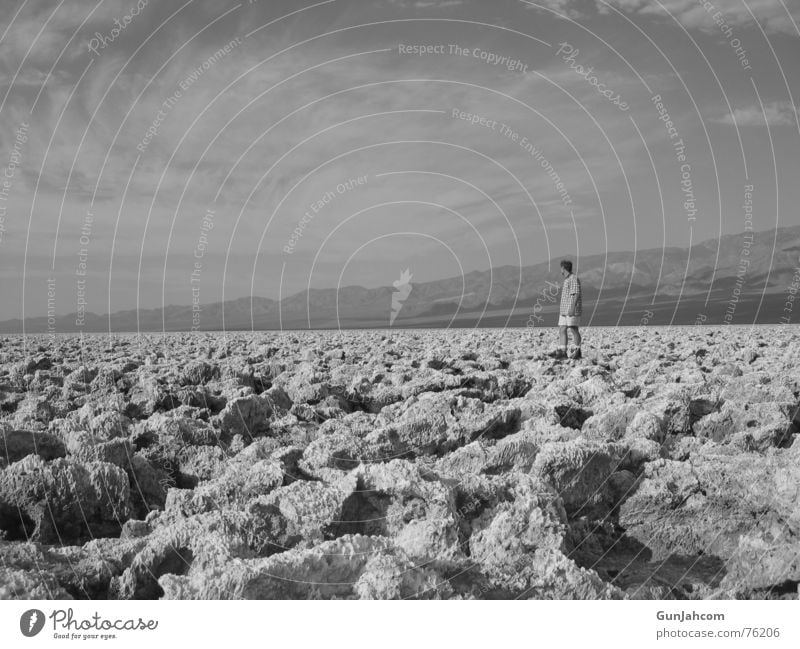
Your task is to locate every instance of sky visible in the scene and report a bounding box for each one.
[0,0,798,319]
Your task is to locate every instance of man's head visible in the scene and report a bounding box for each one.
[560,260,573,277]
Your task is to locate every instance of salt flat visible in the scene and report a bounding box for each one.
[1,326,798,599]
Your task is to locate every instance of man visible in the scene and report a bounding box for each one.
[555,259,582,360]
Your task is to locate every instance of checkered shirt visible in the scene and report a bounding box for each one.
[560,274,582,316]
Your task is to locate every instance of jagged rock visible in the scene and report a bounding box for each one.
[0,540,105,598]
[718,375,795,404]
[179,361,220,386]
[158,535,392,599]
[22,355,53,374]
[301,432,371,472]
[10,396,55,429]
[114,513,244,599]
[619,444,800,593]
[722,532,800,593]
[128,453,169,515]
[693,401,796,448]
[249,474,356,548]
[434,441,488,478]
[62,402,132,442]
[341,461,463,566]
[0,567,74,599]
[214,395,271,440]
[0,385,25,413]
[62,366,99,394]
[0,456,131,543]
[299,412,395,473]
[378,393,520,455]
[582,403,639,440]
[486,430,540,472]
[531,440,627,518]
[0,328,796,600]
[625,411,665,442]
[458,371,532,401]
[468,476,622,598]
[169,458,285,516]
[176,446,229,486]
[354,552,453,599]
[120,519,151,539]
[283,362,331,404]
[552,400,593,430]
[134,413,219,453]
[262,385,292,414]
[0,426,66,463]
[66,435,133,467]
[128,374,175,416]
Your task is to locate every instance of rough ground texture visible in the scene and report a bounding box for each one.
[0,327,798,600]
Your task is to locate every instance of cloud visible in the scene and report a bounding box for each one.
[519,0,594,20]
[715,101,798,126]
[522,0,800,35]
[385,0,466,8]
[599,0,800,36]
[412,0,465,6]
[0,0,150,73]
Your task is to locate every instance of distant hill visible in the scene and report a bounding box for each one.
[4,225,799,332]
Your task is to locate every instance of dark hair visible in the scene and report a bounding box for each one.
[560,260,573,273]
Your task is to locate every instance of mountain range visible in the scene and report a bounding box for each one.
[4,225,799,332]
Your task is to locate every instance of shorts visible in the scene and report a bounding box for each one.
[558,315,581,327]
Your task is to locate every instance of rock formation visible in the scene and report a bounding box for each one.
[0,327,797,599]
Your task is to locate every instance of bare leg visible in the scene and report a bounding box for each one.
[559,326,568,350]
[569,327,582,348]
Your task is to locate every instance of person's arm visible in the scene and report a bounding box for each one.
[567,278,578,316]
